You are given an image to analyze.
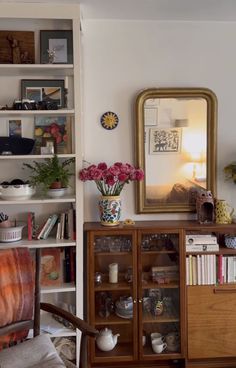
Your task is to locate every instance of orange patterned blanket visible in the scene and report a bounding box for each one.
[0,247,34,349]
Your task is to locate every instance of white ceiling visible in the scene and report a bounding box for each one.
[2,0,236,21]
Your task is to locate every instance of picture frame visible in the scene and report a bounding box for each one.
[34,115,72,155]
[149,128,181,154]
[21,79,65,108]
[40,30,73,64]
[0,31,35,64]
[8,120,22,137]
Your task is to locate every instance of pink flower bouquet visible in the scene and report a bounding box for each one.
[79,162,144,196]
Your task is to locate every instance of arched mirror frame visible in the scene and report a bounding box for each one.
[135,87,217,213]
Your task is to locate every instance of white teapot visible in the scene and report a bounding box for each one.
[96,327,120,351]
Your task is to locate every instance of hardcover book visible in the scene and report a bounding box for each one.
[40,248,62,287]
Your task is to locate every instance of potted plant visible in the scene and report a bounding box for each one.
[23,155,75,196]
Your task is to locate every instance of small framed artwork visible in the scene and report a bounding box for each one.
[8,119,22,137]
[41,137,56,155]
[21,79,65,108]
[0,31,35,64]
[34,115,72,155]
[40,30,73,64]
[149,128,181,154]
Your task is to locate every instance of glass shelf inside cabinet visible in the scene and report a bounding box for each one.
[92,234,135,361]
[140,232,181,357]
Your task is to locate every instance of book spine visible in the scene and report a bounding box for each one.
[27,212,33,240]
[218,255,223,284]
[186,257,189,286]
[41,214,58,240]
[189,255,193,286]
[36,216,52,240]
[197,255,201,285]
[186,244,219,252]
[64,247,71,283]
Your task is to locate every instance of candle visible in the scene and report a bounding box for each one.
[64,76,68,89]
[109,263,118,283]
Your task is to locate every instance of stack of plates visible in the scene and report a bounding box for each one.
[115,299,133,319]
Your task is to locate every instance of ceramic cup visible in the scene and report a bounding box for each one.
[152,340,167,354]
[150,332,165,344]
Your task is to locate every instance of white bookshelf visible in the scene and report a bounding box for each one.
[0,3,82,364]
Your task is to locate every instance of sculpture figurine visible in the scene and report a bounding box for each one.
[196,189,214,224]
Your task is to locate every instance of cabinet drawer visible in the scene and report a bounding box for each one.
[187,285,236,359]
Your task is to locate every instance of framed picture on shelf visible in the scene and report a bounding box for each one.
[40,248,62,287]
[21,79,65,108]
[34,115,72,155]
[8,119,22,137]
[0,31,35,64]
[40,30,73,64]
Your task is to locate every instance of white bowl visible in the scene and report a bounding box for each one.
[0,184,35,200]
[47,188,67,198]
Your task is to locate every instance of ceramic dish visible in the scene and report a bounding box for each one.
[47,188,67,198]
[0,184,35,200]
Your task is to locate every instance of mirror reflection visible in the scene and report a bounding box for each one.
[135,88,217,213]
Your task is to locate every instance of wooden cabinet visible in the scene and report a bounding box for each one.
[84,222,187,368]
[85,221,236,368]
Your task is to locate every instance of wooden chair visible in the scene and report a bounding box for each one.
[0,248,98,368]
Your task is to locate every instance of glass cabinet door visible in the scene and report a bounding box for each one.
[89,231,137,364]
[138,231,181,360]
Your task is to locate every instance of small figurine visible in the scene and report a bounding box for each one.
[47,48,56,63]
[196,189,214,224]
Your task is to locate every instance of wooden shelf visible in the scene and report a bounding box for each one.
[142,281,179,289]
[0,195,75,204]
[95,281,131,291]
[142,311,179,324]
[0,154,76,160]
[41,283,76,294]
[95,342,133,359]
[141,250,178,254]
[0,239,76,249]
[95,314,133,325]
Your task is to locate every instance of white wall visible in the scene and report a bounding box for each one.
[82,19,236,222]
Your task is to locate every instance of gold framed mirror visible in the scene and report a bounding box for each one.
[135,88,217,213]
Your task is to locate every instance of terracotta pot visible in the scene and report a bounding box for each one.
[50,181,62,189]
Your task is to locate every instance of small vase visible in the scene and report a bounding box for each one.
[98,195,121,226]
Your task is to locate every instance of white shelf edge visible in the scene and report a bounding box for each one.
[0,154,76,160]
[0,239,76,249]
[41,283,76,294]
[0,64,74,69]
[0,109,75,116]
[0,195,76,204]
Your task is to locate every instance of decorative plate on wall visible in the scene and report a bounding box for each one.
[100,111,119,130]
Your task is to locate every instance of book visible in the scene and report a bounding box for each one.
[186,234,217,245]
[186,243,219,252]
[34,116,72,154]
[40,248,62,287]
[27,212,35,241]
[36,216,52,240]
[41,214,58,239]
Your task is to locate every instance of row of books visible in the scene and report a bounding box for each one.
[186,233,219,252]
[28,208,76,241]
[40,247,76,287]
[186,254,236,285]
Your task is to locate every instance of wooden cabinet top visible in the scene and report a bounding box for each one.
[84,220,236,232]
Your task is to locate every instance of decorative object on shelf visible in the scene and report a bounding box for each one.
[196,189,214,224]
[96,327,119,352]
[0,212,11,228]
[79,162,144,226]
[0,222,25,243]
[224,161,236,183]
[40,30,73,64]
[0,181,35,200]
[22,154,75,194]
[46,187,67,198]
[96,292,114,318]
[123,218,135,226]
[21,79,65,108]
[34,116,72,155]
[100,111,119,130]
[0,136,35,155]
[215,199,234,224]
[8,119,22,137]
[99,195,121,226]
[94,272,102,286]
[0,31,34,64]
[108,262,118,283]
[225,234,236,249]
[40,248,61,286]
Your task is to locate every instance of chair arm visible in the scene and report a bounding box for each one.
[40,302,98,337]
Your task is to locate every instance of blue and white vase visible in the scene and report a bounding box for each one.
[99,195,121,226]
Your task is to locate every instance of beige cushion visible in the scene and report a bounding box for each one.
[0,334,66,368]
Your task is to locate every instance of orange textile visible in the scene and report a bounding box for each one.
[0,247,34,349]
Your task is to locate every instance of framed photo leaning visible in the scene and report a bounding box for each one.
[21,79,65,108]
[40,30,73,64]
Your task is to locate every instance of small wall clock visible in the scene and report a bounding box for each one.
[100,111,119,130]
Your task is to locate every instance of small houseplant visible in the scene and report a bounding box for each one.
[23,155,75,194]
